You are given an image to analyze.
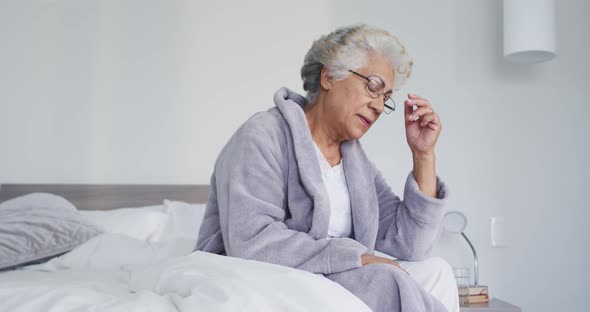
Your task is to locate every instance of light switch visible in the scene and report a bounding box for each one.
[491,216,507,247]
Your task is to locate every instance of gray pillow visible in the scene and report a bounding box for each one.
[0,193,102,270]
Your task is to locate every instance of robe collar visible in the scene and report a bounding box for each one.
[273,87,378,251]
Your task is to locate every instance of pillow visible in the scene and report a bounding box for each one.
[153,200,206,241]
[0,193,102,271]
[79,205,168,242]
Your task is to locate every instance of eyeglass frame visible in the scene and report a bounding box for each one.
[348,70,396,114]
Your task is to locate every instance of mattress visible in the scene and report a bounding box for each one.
[0,233,372,312]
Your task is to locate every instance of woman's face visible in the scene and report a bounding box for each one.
[323,54,394,141]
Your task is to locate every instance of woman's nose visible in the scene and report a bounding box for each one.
[368,97,385,114]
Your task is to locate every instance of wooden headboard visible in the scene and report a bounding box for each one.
[0,184,210,210]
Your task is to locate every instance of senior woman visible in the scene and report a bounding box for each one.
[196,25,458,312]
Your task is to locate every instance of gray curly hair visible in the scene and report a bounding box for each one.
[300,24,413,103]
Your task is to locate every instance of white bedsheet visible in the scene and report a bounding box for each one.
[0,234,371,312]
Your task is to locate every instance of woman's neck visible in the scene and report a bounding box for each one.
[303,100,343,166]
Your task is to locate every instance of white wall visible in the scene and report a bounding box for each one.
[1,1,588,311]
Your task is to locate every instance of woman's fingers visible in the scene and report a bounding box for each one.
[388,259,401,268]
[421,112,442,130]
[420,113,435,126]
[406,94,432,109]
[405,97,433,122]
[407,107,433,121]
[405,93,442,136]
[388,260,409,274]
[360,254,410,274]
[408,93,421,100]
[405,94,441,130]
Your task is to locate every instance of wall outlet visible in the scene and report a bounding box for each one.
[491,216,507,247]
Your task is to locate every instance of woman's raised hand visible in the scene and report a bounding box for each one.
[404,93,442,156]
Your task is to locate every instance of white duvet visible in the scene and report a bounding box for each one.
[0,234,371,312]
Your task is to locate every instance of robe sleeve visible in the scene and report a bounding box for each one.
[373,168,448,261]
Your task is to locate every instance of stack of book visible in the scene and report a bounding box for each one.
[458,285,489,305]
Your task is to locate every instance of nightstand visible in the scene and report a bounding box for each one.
[460,298,521,312]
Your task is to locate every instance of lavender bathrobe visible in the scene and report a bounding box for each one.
[196,87,449,312]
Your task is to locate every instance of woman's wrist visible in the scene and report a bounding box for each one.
[411,149,435,161]
[411,151,437,198]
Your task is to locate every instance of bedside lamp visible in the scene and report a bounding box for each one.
[443,211,479,286]
[443,211,489,305]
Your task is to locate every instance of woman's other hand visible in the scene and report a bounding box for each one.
[361,253,408,274]
[404,93,442,156]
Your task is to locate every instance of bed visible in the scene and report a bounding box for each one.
[0,184,373,312]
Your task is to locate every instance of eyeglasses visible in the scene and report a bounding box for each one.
[348,70,396,114]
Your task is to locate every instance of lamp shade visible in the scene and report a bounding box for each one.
[442,211,467,234]
[503,0,556,63]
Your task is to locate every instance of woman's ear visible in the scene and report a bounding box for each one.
[320,66,333,91]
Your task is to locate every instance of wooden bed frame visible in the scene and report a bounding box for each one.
[0,184,210,210]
